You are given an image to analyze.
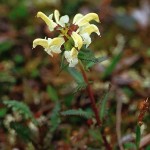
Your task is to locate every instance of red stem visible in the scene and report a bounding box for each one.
[80,66,101,126]
[80,64,112,150]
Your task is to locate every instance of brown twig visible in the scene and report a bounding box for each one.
[138,98,149,126]
[79,63,112,150]
[116,90,124,150]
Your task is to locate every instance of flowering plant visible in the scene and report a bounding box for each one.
[33,10,111,149]
[33,10,100,67]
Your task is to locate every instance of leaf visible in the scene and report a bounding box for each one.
[61,108,93,119]
[64,94,74,107]
[136,124,141,149]
[102,50,123,79]
[47,85,59,102]
[146,145,150,150]
[3,100,37,125]
[68,68,84,83]
[10,122,32,142]
[100,85,110,120]
[44,102,61,149]
[57,55,69,76]
[0,41,14,54]
[74,82,87,93]
[85,56,107,69]
[124,142,136,149]
[9,3,28,20]
[0,108,7,118]
[50,102,61,132]
[89,129,102,142]
[13,54,24,64]
[78,49,107,69]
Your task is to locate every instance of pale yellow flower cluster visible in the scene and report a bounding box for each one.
[33,10,100,67]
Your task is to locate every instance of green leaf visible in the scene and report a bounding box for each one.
[0,72,16,83]
[58,55,69,75]
[146,145,150,150]
[50,102,61,132]
[64,94,74,107]
[44,102,61,149]
[136,124,141,149]
[100,85,110,120]
[102,50,123,78]
[124,142,136,149]
[61,108,93,119]
[13,54,24,64]
[85,56,107,69]
[68,68,84,83]
[47,85,59,102]
[3,100,37,125]
[9,3,28,20]
[89,129,102,142]
[10,122,31,142]
[74,82,87,93]
[0,41,14,54]
[0,108,7,118]
[78,49,107,69]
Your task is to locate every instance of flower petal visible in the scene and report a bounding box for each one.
[49,37,65,47]
[71,32,83,50]
[37,12,57,31]
[33,38,48,49]
[71,47,78,58]
[54,10,60,24]
[73,13,83,24]
[75,13,100,26]
[50,45,62,54]
[64,47,79,67]
[69,58,78,67]
[44,48,53,56]
[59,15,69,27]
[80,33,91,48]
[64,51,71,60]
[80,24,100,36]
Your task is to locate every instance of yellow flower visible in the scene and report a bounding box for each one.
[73,13,100,26]
[37,12,57,31]
[64,47,78,67]
[33,10,100,67]
[33,37,65,56]
[71,31,83,50]
[73,13,100,47]
[54,10,69,27]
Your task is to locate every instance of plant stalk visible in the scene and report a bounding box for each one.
[79,63,112,150]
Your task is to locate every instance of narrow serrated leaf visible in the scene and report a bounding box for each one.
[3,100,37,125]
[47,85,58,102]
[136,124,141,149]
[10,122,31,142]
[0,108,7,118]
[68,68,84,83]
[50,102,61,132]
[100,86,110,120]
[102,51,123,79]
[74,82,87,93]
[61,109,93,119]
[124,142,136,149]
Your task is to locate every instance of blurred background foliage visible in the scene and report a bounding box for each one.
[0,0,150,149]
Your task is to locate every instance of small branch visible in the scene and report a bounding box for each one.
[116,90,124,150]
[79,63,112,150]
